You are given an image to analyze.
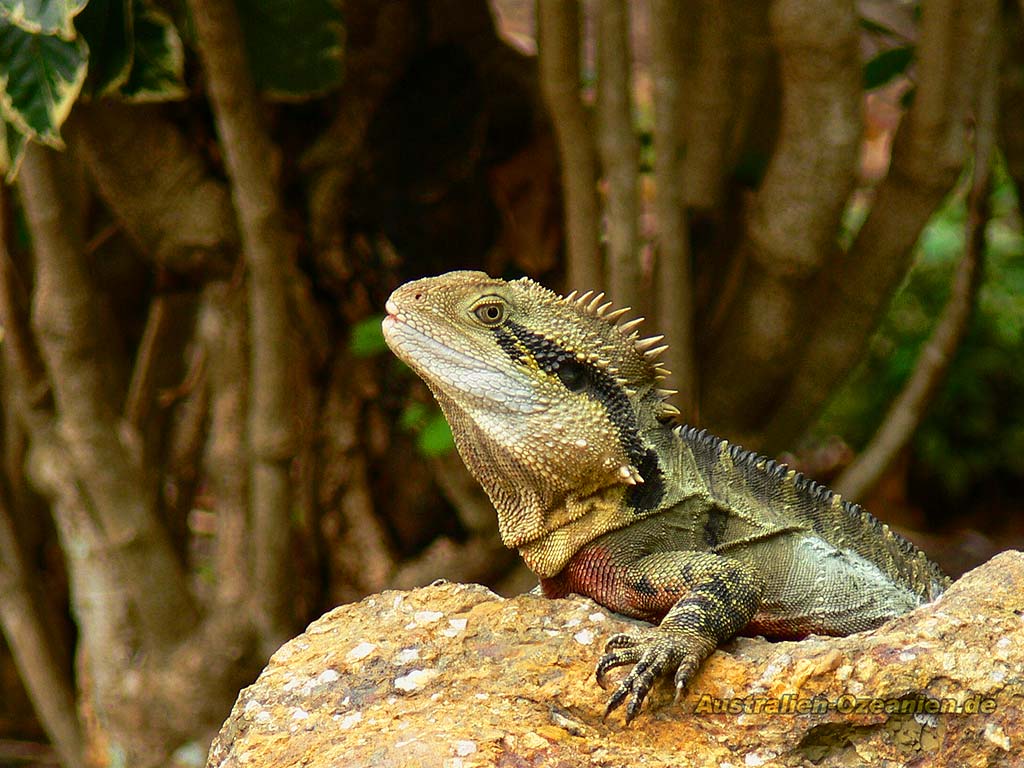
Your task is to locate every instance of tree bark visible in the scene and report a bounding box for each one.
[1000,0,1024,216]
[19,144,197,648]
[651,0,697,417]
[199,283,251,608]
[189,0,297,643]
[680,0,732,211]
[762,0,1000,451]
[67,103,236,278]
[0,192,85,768]
[835,25,998,502]
[596,0,641,311]
[0,495,83,768]
[701,0,862,442]
[538,0,603,292]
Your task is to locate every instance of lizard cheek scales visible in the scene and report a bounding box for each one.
[383,271,949,723]
[501,318,666,514]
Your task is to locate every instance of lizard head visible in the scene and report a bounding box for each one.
[383,271,676,559]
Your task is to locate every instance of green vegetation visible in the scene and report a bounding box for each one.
[817,165,1024,508]
[0,0,342,178]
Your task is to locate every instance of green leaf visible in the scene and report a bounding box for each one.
[863,45,914,91]
[416,413,454,457]
[349,315,387,357]
[118,0,184,101]
[0,19,87,143]
[75,0,132,96]
[0,117,27,180]
[400,401,428,431]
[0,0,87,38]
[236,0,343,99]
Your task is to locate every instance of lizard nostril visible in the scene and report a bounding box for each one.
[414,293,423,300]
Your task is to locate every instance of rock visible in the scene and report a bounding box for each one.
[207,552,1024,767]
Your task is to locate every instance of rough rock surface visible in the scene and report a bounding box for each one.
[207,552,1024,767]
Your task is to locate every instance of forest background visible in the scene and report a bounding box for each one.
[0,0,1022,766]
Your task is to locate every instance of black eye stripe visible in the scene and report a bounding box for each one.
[555,360,588,392]
[493,320,665,512]
[493,326,520,361]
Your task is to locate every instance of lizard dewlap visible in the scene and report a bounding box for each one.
[383,270,950,722]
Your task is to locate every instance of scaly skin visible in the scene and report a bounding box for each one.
[382,271,950,721]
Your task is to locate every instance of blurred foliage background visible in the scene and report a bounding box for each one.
[0,0,1021,766]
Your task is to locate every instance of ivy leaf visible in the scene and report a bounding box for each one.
[0,0,87,39]
[863,45,914,91]
[0,18,87,144]
[119,0,185,101]
[75,0,132,96]
[236,0,343,99]
[0,117,27,180]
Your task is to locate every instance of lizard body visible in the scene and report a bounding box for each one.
[382,270,949,721]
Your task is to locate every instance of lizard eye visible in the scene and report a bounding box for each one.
[473,302,506,326]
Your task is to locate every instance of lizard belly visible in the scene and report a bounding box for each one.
[737,535,922,639]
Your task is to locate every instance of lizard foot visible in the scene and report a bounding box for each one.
[595,630,703,723]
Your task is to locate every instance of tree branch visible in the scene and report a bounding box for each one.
[835,28,998,502]
[19,144,197,647]
[124,296,171,430]
[596,0,640,310]
[0,492,84,768]
[701,0,862,441]
[763,0,1000,450]
[319,356,394,596]
[67,103,236,279]
[0,188,85,768]
[679,0,731,211]
[537,0,603,292]
[198,283,250,608]
[651,0,697,417]
[189,0,297,640]
[1000,0,1024,218]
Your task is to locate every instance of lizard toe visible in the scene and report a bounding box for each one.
[595,646,642,688]
[672,655,702,702]
[603,631,646,652]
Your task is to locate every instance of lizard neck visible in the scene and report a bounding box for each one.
[433,387,678,578]
[518,419,709,578]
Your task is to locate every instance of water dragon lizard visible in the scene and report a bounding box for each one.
[382,270,950,722]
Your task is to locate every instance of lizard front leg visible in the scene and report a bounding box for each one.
[591,551,765,722]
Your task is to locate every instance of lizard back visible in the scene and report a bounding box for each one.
[678,425,950,604]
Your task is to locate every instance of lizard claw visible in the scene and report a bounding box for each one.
[596,629,704,722]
